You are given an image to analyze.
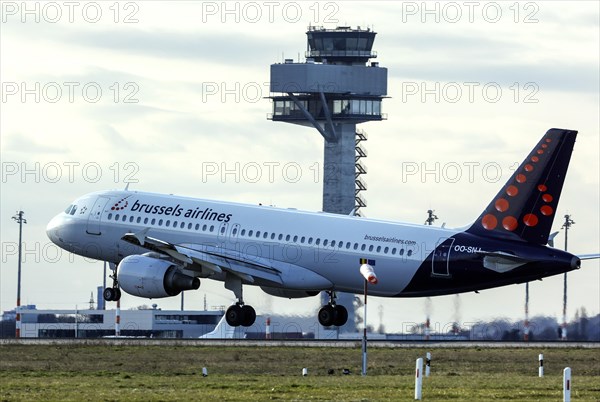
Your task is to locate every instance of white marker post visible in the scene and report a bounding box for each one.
[563,367,571,402]
[202,367,208,377]
[302,368,308,376]
[415,357,423,400]
[538,354,544,377]
[425,352,431,377]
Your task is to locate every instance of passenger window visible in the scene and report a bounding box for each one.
[361,244,366,251]
[286,235,291,241]
[384,247,389,254]
[323,240,329,247]
[136,217,141,223]
[278,234,283,241]
[195,224,200,230]
[180,222,185,229]
[368,245,374,252]
[129,216,134,223]
[271,233,276,240]
[263,232,268,239]
[249,230,254,237]
[316,239,321,246]
[232,228,238,235]
[115,214,120,221]
[256,231,261,238]
[301,236,306,243]
[353,243,358,250]
[293,235,298,242]
[241,229,246,236]
[400,249,405,255]
[158,219,163,226]
[210,225,214,232]
[144,218,149,224]
[188,223,192,229]
[407,250,413,256]
[166,220,171,227]
[308,237,313,244]
[122,215,127,222]
[203,225,207,231]
[151,219,156,225]
[376,246,381,253]
[108,213,113,220]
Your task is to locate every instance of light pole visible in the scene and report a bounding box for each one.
[12,211,26,338]
[359,263,378,376]
[561,214,575,340]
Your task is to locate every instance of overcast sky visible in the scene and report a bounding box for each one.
[1,1,598,333]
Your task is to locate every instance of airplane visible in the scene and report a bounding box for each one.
[199,313,236,339]
[47,128,598,328]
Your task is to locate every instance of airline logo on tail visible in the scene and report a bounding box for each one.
[468,128,577,244]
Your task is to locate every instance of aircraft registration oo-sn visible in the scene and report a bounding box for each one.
[47,128,598,328]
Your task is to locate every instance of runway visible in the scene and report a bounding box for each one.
[2,339,598,348]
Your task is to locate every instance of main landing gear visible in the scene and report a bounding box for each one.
[318,291,348,327]
[225,303,256,327]
[103,262,121,302]
[224,274,256,327]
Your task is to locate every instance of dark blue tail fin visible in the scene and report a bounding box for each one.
[467,128,577,245]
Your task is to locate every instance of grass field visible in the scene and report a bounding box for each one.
[1,344,599,401]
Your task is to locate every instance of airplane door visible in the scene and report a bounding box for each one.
[431,237,454,277]
[86,197,109,235]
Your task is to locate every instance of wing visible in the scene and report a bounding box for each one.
[121,229,332,290]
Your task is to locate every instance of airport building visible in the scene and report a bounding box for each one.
[5,306,224,339]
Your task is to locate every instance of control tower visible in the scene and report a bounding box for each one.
[268,26,388,332]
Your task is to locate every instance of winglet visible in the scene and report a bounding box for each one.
[133,227,150,246]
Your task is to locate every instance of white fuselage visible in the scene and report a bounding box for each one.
[47,190,459,297]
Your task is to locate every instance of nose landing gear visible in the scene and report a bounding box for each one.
[103,262,121,302]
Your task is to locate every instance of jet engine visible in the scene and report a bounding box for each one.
[117,254,200,298]
[260,286,320,299]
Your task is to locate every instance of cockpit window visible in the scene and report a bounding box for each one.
[64,205,77,215]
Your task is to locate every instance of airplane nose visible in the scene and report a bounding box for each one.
[46,215,62,244]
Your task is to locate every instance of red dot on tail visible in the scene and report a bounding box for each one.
[546,138,552,143]
[536,149,544,154]
[541,144,548,149]
[524,164,534,172]
[523,214,539,227]
[516,174,526,183]
[502,216,518,231]
[111,207,115,210]
[495,198,509,212]
[531,156,539,163]
[540,205,553,216]
[506,185,519,196]
[542,194,553,202]
[538,184,547,192]
[482,214,498,230]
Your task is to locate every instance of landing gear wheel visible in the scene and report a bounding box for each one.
[226,305,243,327]
[241,305,256,327]
[318,305,336,327]
[333,305,348,327]
[103,287,121,302]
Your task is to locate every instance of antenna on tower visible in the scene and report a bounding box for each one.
[560,214,575,340]
[89,291,95,310]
